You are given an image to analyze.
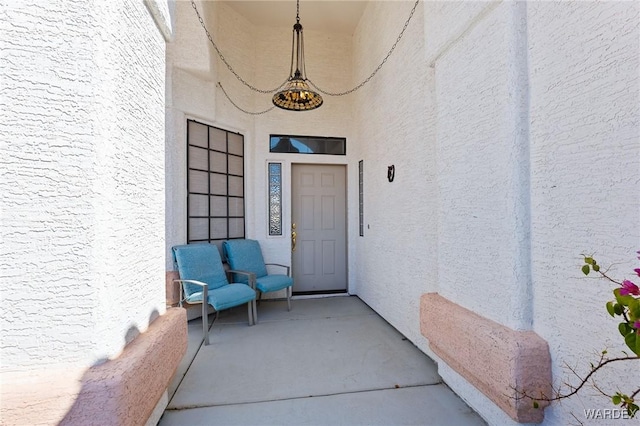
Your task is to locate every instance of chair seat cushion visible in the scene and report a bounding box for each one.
[186,283,256,311]
[256,274,293,293]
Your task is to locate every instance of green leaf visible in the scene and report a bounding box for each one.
[628,298,640,319]
[614,303,624,316]
[628,403,639,418]
[606,301,616,317]
[618,322,631,337]
[592,264,600,272]
[613,289,635,306]
[624,331,640,356]
[582,265,590,275]
[584,257,594,265]
[612,394,622,405]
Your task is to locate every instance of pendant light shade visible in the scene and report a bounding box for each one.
[272,4,323,111]
[272,72,323,111]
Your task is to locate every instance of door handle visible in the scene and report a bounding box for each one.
[291,223,297,252]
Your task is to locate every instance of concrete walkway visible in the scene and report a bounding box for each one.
[158,296,486,426]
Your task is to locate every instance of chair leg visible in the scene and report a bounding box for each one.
[253,299,258,324]
[202,302,209,346]
[287,286,292,311]
[247,301,254,326]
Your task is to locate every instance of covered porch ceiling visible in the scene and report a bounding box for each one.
[221,0,369,35]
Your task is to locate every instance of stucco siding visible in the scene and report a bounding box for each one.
[1,0,167,368]
[420,1,639,424]
[165,0,220,270]
[435,1,531,330]
[352,0,434,355]
[528,2,639,424]
[91,0,167,360]
[1,0,98,367]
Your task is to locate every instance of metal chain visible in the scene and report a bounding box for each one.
[218,83,276,115]
[196,0,421,113]
[307,0,420,97]
[191,0,287,94]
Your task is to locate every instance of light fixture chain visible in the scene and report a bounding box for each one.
[218,83,276,115]
[308,0,420,97]
[191,0,287,94]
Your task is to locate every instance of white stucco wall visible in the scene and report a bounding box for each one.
[420,1,640,425]
[1,0,167,369]
[351,0,434,355]
[528,2,639,424]
[165,0,220,269]
[435,0,532,330]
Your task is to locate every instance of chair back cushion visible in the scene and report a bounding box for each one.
[222,239,268,282]
[172,244,229,297]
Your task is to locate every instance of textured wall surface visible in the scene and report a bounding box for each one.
[0,309,186,425]
[422,1,640,425]
[1,0,168,376]
[435,1,532,331]
[527,2,639,424]
[2,0,97,368]
[351,0,434,355]
[165,0,219,270]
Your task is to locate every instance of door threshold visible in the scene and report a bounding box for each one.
[291,292,350,300]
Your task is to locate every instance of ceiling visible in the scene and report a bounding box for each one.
[220,1,369,35]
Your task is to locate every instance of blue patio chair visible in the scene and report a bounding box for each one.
[172,244,257,345]
[222,239,293,320]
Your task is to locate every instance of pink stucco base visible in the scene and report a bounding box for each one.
[420,293,551,423]
[166,270,180,306]
[1,308,187,426]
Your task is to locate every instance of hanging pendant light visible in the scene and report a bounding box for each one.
[272,0,323,111]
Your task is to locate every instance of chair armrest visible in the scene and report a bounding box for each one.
[173,279,208,306]
[265,263,291,277]
[227,269,257,290]
[173,279,206,287]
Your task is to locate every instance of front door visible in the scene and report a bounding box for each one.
[291,164,347,293]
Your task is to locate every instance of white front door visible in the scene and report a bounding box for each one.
[291,164,347,293]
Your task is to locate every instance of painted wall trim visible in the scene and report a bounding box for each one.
[144,0,174,41]
[420,293,551,423]
[166,270,181,306]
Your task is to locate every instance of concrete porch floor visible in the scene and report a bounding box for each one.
[158,296,486,426]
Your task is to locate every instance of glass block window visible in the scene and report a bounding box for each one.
[268,162,282,236]
[359,160,364,237]
[270,135,346,155]
[187,120,245,246]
